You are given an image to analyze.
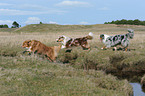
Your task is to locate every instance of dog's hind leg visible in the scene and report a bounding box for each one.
[121,39,129,51]
[81,42,90,50]
[47,57,53,62]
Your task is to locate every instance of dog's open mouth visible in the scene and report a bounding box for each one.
[100,38,103,41]
[56,39,63,42]
[24,47,29,49]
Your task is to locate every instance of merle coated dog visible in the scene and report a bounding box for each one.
[100,29,134,51]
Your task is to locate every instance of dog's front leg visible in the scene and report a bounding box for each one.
[101,46,107,50]
[113,47,117,51]
[125,47,128,52]
[23,50,27,54]
[23,50,31,55]
[47,57,53,62]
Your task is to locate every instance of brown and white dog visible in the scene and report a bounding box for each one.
[22,40,61,62]
[56,32,93,50]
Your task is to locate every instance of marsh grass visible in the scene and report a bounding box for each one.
[1,24,145,95]
[0,55,132,96]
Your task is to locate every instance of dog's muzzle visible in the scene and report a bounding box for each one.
[56,39,58,42]
[56,39,59,42]
[56,39,63,42]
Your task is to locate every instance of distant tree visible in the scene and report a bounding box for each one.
[127,20,133,25]
[0,25,3,28]
[104,19,145,26]
[104,22,108,24]
[111,20,115,24]
[133,19,140,25]
[120,19,127,24]
[115,20,120,25]
[40,22,43,24]
[3,24,9,28]
[0,24,9,28]
[141,21,145,25]
[12,21,19,28]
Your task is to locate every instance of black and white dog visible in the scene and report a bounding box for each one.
[100,29,134,51]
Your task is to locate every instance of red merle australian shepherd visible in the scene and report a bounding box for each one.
[56,32,93,51]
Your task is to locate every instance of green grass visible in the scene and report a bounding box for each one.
[0,28,16,32]
[10,23,145,33]
[0,55,132,96]
[2,24,145,95]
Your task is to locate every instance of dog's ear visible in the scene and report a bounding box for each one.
[25,40,31,43]
[128,29,134,33]
[62,35,66,39]
[27,40,31,44]
[100,34,104,39]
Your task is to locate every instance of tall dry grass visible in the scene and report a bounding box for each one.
[1,24,145,95]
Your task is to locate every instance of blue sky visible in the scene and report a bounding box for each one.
[0,0,144,27]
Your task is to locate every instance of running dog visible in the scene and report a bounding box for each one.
[100,29,134,51]
[22,40,61,62]
[56,32,93,50]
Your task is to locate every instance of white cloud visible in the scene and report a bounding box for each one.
[16,4,49,11]
[0,9,40,15]
[0,20,13,27]
[25,17,41,24]
[56,1,91,7]
[0,3,13,6]
[49,21,58,24]
[80,21,89,25]
[0,8,66,15]
[98,7,110,11]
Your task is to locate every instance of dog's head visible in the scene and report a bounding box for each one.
[56,35,66,42]
[22,40,31,49]
[128,29,134,39]
[100,34,105,41]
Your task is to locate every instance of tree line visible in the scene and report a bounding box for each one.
[104,19,145,26]
[0,21,20,28]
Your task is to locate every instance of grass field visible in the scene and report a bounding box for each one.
[1,24,145,96]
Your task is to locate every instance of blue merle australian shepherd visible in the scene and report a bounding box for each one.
[100,29,134,51]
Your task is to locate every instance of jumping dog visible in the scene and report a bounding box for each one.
[100,29,134,51]
[56,32,93,50]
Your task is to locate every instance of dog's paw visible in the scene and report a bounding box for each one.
[113,48,115,51]
[65,49,72,53]
[22,51,26,54]
[101,48,107,50]
[28,53,31,55]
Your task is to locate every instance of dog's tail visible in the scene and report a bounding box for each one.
[86,32,93,40]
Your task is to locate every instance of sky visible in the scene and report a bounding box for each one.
[0,0,145,27]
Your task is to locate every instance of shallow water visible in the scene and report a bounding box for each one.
[130,83,145,96]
